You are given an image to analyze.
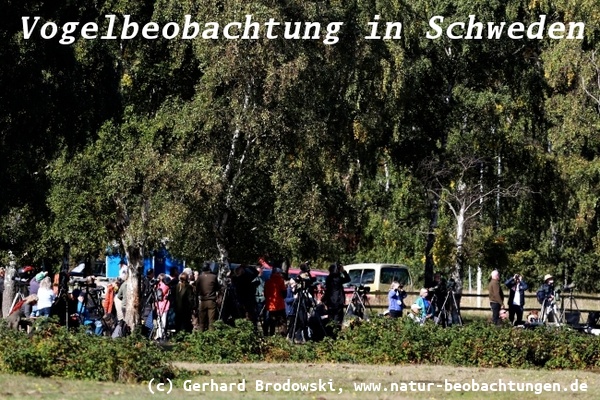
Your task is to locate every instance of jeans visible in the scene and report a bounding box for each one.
[490,302,502,325]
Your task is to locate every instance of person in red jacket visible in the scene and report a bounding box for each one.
[263,268,287,336]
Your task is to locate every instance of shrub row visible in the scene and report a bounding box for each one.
[172,318,600,370]
[0,319,174,382]
[2,317,599,384]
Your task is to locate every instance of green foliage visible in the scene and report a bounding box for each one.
[3,0,600,294]
[167,317,600,370]
[3,317,600,385]
[0,320,174,383]
[172,320,264,363]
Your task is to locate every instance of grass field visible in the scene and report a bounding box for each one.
[2,362,599,400]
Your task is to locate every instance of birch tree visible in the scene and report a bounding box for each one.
[424,157,524,294]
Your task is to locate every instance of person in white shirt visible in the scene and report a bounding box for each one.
[505,273,529,325]
[36,276,56,317]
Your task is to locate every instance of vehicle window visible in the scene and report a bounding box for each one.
[380,267,410,285]
[348,269,376,284]
[362,269,375,284]
[348,269,363,284]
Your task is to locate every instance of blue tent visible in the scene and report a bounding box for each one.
[105,249,184,278]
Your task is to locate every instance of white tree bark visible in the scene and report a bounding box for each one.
[214,83,254,261]
[1,263,17,318]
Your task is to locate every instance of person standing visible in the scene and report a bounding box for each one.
[154,273,171,340]
[196,264,220,331]
[536,274,559,323]
[115,275,128,321]
[37,276,56,317]
[488,270,504,326]
[323,263,351,335]
[263,268,287,336]
[174,272,194,333]
[232,265,260,325]
[387,281,407,318]
[505,273,528,325]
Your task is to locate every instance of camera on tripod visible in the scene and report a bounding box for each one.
[296,275,314,291]
[12,266,35,285]
[355,284,370,295]
[446,279,457,291]
[559,283,576,293]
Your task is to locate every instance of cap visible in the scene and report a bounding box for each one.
[544,274,553,282]
[35,272,47,282]
[411,304,422,312]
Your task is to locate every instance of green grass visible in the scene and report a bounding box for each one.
[2,363,600,400]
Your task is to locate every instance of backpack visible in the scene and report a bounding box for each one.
[536,288,546,305]
[111,319,130,338]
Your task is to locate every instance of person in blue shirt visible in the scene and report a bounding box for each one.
[414,288,434,322]
[74,289,103,335]
[388,281,407,318]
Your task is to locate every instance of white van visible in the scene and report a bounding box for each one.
[343,263,413,293]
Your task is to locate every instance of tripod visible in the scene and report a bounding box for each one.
[287,287,317,343]
[78,285,105,320]
[345,287,373,320]
[217,283,241,324]
[143,285,167,340]
[561,288,581,326]
[434,290,462,326]
[540,295,563,325]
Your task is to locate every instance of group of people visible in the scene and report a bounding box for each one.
[488,270,564,326]
[2,267,83,331]
[259,262,350,342]
[102,260,346,342]
[110,262,223,340]
[7,259,574,338]
[385,272,461,326]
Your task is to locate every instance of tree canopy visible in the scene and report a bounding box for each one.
[2,0,600,296]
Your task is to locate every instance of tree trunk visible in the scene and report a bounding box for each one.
[124,245,143,329]
[216,238,229,263]
[2,264,17,317]
[213,83,252,263]
[424,198,439,288]
[452,205,466,308]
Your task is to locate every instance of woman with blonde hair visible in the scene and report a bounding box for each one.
[37,276,56,317]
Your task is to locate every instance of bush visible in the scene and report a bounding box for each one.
[171,319,264,363]
[167,316,600,370]
[4,315,600,385]
[0,319,174,383]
